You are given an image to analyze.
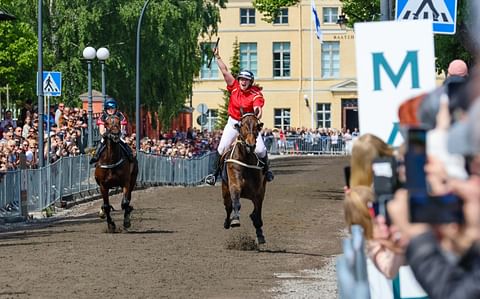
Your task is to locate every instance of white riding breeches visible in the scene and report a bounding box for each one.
[217,116,266,158]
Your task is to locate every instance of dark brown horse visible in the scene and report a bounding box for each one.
[94,115,138,232]
[221,113,267,244]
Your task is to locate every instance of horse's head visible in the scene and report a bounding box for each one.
[104,114,121,143]
[235,113,263,153]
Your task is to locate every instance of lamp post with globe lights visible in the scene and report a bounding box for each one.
[96,47,110,104]
[83,46,96,148]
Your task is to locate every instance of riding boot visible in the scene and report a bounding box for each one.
[120,141,135,162]
[205,152,221,186]
[89,140,106,164]
[260,154,274,182]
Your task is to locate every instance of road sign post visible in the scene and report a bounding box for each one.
[42,71,62,96]
[396,0,457,34]
[196,103,209,132]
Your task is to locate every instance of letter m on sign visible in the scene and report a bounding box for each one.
[372,51,420,91]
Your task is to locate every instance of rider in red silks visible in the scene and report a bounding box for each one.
[205,47,274,185]
[89,98,134,164]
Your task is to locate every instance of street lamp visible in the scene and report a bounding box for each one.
[96,47,110,104]
[83,46,96,149]
[136,0,152,157]
[336,13,348,30]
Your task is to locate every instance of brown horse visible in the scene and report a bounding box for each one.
[94,115,138,232]
[221,113,267,244]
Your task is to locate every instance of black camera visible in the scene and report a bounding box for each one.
[372,156,399,225]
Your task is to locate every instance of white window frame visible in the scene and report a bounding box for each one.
[239,43,258,76]
[206,109,218,132]
[273,8,288,24]
[274,108,291,130]
[240,8,256,25]
[323,7,338,24]
[316,103,331,128]
[321,41,340,79]
[273,42,291,78]
[200,42,219,79]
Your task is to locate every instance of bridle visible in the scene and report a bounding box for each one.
[236,113,260,152]
[104,114,121,143]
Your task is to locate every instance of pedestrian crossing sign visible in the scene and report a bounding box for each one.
[396,0,457,34]
[42,71,62,96]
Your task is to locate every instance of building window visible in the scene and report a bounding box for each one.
[323,7,338,23]
[316,103,331,128]
[321,41,340,79]
[200,42,219,79]
[273,42,290,78]
[206,109,218,132]
[273,8,288,24]
[240,43,258,75]
[240,8,255,25]
[274,108,291,130]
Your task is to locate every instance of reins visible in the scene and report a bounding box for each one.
[225,141,263,170]
[225,113,264,170]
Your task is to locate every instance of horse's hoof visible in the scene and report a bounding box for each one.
[123,220,131,229]
[98,208,106,219]
[107,223,116,233]
[230,219,240,227]
[224,220,230,229]
[257,236,266,244]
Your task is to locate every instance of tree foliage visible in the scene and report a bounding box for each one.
[340,0,473,74]
[0,20,39,104]
[253,0,299,23]
[0,0,225,126]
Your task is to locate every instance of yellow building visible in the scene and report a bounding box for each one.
[192,0,358,132]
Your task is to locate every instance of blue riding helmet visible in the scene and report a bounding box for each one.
[104,99,118,110]
[237,70,254,83]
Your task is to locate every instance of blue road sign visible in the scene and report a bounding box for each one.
[42,71,62,96]
[396,0,457,34]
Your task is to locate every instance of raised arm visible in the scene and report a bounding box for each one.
[214,47,235,86]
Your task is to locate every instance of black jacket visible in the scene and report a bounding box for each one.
[406,230,480,299]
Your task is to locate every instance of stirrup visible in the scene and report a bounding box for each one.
[265,171,274,182]
[205,174,217,186]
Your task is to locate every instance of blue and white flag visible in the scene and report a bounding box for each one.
[311,0,323,43]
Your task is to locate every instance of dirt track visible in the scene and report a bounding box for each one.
[0,156,348,299]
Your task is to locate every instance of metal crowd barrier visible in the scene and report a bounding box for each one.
[265,135,350,155]
[0,133,352,220]
[0,151,214,220]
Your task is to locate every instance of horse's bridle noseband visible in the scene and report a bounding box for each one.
[237,113,260,150]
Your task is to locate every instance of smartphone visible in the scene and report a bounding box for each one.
[343,166,351,188]
[372,157,397,225]
[406,127,464,223]
[405,128,428,196]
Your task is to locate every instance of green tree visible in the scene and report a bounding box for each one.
[339,0,473,73]
[1,0,225,127]
[255,0,474,74]
[253,0,299,22]
[0,20,38,106]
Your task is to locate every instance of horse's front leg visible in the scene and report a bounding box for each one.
[230,189,241,228]
[121,186,134,229]
[100,186,116,233]
[250,196,265,244]
[222,184,232,229]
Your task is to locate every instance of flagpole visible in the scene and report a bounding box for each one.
[310,1,314,129]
